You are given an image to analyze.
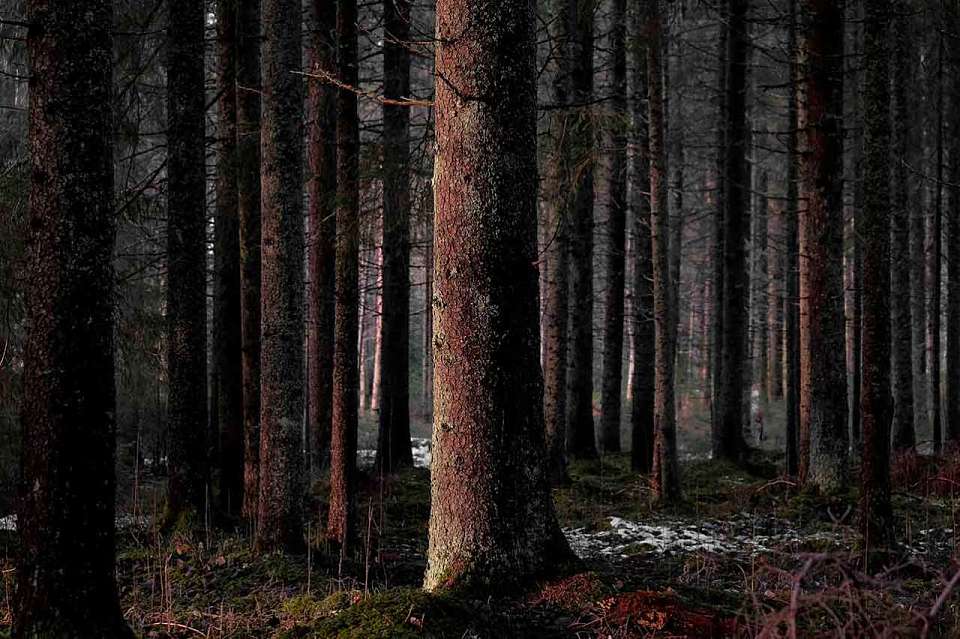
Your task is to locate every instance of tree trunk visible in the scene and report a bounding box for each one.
[647,0,680,503]
[710,4,728,455]
[16,0,133,633]
[423,203,435,422]
[376,0,414,472]
[165,0,209,528]
[256,0,305,553]
[858,0,894,552]
[215,0,244,519]
[543,0,576,483]
[717,0,749,464]
[947,3,960,447]
[237,0,262,523]
[798,0,848,493]
[753,171,769,420]
[565,0,598,459]
[306,0,337,477]
[767,193,783,402]
[425,0,572,590]
[784,0,801,477]
[929,16,944,455]
[891,3,915,451]
[328,0,360,549]
[846,0,863,452]
[599,0,628,454]
[629,0,654,474]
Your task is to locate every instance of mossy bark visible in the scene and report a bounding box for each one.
[16,0,133,634]
[425,0,572,590]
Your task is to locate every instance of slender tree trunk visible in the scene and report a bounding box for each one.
[256,0,304,554]
[891,3,915,451]
[238,0,262,523]
[629,1,654,474]
[599,0,628,454]
[424,0,572,589]
[647,0,680,503]
[376,0,413,472]
[846,0,863,452]
[767,195,783,402]
[717,0,749,463]
[165,0,209,528]
[328,0,360,549]
[929,15,944,455]
[784,0,801,477]
[215,0,244,519]
[565,0,598,459]
[859,0,894,552]
[16,0,133,633]
[947,3,960,447]
[798,0,848,492]
[306,0,337,476]
[753,171,769,421]
[543,0,576,483]
[710,4,728,455]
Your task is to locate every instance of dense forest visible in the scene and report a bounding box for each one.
[2,0,960,636]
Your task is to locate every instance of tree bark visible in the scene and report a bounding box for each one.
[798,0,848,493]
[647,0,680,503]
[858,0,894,551]
[376,0,414,472]
[256,0,305,553]
[328,0,360,549]
[710,3,728,455]
[767,191,783,402]
[716,0,749,463]
[784,0,801,477]
[306,0,337,477]
[891,3,915,451]
[16,0,133,633]
[629,0,654,474]
[165,0,209,528]
[425,0,572,590]
[543,0,576,483]
[237,0,262,523]
[929,15,944,455]
[565,0,598,459]
[215,0,244,519]
[947,2,960,447]
[599,0,628,454]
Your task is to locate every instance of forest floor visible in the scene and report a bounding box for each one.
[2,400,960,637]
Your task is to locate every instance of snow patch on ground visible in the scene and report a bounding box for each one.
[357,437,431,470]
[0,514,15,531]
[0,513,150,532]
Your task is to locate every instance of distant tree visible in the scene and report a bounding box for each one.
[798,0,848,492]
[629,1,654,474]
[566,0,598,460]
[859,0,894,551]
[305,0,337,475]
[929,7,944,455]
[328,0,360,549]
[16,0,133,634]
[237,0,263,522]
[256,0,305,553]
[164,0,209,528]
[716,0,749,464]
[599,0,628,454]
[214,0,244,518]
[710,2,727,454]
[948,1,960,447]
[891,0,915,451]
[376,0,414,472]
[647,0,680,503]
[424,0,572,589]
[784,0,800,477]
[543,0,575,483]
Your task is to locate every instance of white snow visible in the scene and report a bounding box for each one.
[357,437,432,470]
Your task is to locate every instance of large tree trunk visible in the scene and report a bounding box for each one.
[798,0,848,493]
[710,4,728,455]
[948,3,960,447]
[784,0,801,477]
[215,0,244,519]
[16,0,133,633]
[377,0,414,470]
[629,0,654,474]
[328,0,360,549]
[425,0,572,590]
[846,0,863,453]
[565,0,598,459]
[929,17,944,455]
[858,0,894,552]
[165,0,209,528]
[256,0,304,553]
[599,0,628,454]
[716,0,749,463]
[891,2,915,451]
[237,0,262,523]
[306,0,337,477]
[543,0,576,483]
[647,0,680,503]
